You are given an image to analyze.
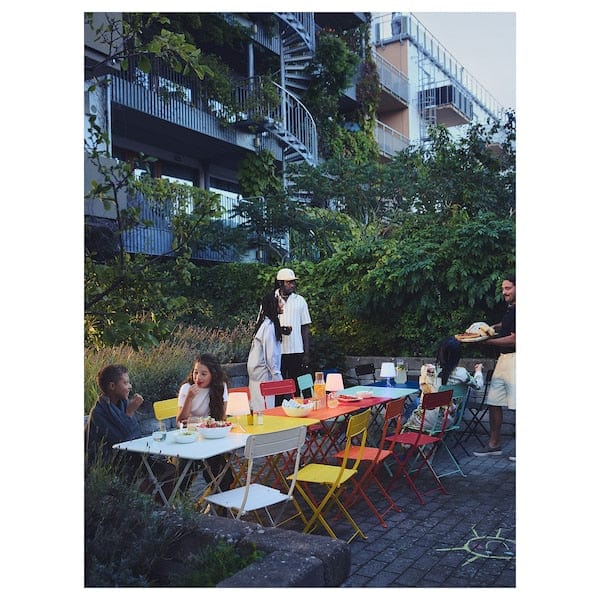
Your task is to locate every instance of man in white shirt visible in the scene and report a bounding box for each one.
[274,268,312,404]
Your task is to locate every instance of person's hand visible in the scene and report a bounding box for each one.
[474,363,483,371]
[127,393,144,415]
[187,384,200,400]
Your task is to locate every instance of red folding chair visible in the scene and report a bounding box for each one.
[385,390,454,505]
[259,379,296,409]
[333,396,406,528]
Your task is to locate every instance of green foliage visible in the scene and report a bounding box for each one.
[85,465,263,587]
[84,322,255,413]
[173,542,264,587]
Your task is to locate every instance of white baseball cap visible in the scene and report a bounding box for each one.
[276,268,297,281]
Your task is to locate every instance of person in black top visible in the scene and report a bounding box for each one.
[474,275,516,458]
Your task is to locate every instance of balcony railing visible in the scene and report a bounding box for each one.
[122,191,244,262]
[374,52,410,105]
[375,120,410,157]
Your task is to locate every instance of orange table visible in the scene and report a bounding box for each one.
[265,395,394,462]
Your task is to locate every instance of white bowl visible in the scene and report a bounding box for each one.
[198,423,233,439]
[174,430,197,444]
[282,403,314,417]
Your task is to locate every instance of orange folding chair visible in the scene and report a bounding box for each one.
[290,409,371,543]
[333,397,406,528]
[385,389,454,505]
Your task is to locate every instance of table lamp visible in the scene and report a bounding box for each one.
[227,391,250,432]
[380,362,396,387]
[325,373,344,408]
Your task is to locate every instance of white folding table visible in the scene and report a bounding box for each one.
[113,431,249,506]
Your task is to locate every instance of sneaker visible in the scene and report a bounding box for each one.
[508,456,516,462]
[473,446,502,457]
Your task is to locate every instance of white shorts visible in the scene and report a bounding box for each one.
[486,352,516,410]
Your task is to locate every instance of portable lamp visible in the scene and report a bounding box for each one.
[379,362,396,387]
[325,373,345,408]
[227,392,250,432]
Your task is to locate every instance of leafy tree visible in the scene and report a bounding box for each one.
[85,13,235,348]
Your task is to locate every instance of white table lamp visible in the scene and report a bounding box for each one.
[380,362,396,387]
[325,373,345,408]
[227,391,250,432]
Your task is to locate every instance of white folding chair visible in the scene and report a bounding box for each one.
[205,426,307,527]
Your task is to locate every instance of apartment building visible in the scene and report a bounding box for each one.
[84,12,505,263]
[371,12,505,158]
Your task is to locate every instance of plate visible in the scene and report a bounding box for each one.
[336,394,360,402]
[455,333,492,343]
[198,424,233,439]
[174,431,197,443]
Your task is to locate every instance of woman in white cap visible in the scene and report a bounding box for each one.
[274,268,312,403]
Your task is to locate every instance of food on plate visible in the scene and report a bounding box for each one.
[455,321,496,342]
[198,417,232,429]
[455,332,482,340]
[336,394,359,401]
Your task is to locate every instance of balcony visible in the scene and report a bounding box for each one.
[418,83,473,127]
[374,52,409,111]
[122,191,246,263]
[375,120,409,158]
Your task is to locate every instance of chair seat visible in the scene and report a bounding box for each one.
[335,446,393,463]
[206,483,290,512]
[387,431,440,446]
[294,463,357,486]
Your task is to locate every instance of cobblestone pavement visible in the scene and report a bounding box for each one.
[278,431,516,588]
[339,434,516,587]
[194,424,516,588]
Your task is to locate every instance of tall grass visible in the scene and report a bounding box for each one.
[84,322,253,414]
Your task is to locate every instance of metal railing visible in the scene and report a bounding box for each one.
[122,191,244,262]
[375,120,410,157]
[372,12,505,120]
[374,52,410,104]
[234,77,318,165]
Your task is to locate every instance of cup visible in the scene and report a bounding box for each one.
[152,430,167,442]
[188,416,201,432]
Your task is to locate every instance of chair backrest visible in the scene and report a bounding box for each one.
[297,373,314,399]
[338,410,371,472]
[354,363,376,383]
[420,390,454,437]
[378,397,407,451]
[244,426,307,499]
[153,398,178,422]
[260,379,296,398]
[439,383,469,430]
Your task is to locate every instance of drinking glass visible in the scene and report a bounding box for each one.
[395,358,407,384]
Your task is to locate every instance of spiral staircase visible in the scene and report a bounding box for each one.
[235,13,318,167]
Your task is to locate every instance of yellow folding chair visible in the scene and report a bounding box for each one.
[289,409,371,543]
[153,398,178,423]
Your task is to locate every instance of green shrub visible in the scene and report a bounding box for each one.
[84,323,254,414]
[85,464,263,587]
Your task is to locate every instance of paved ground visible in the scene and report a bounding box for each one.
[280,427,516,587]
[192,412,516,588]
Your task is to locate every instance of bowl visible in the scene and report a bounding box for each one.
[174,430,197,444]
[198,423,233,439]
[282,402,314,417]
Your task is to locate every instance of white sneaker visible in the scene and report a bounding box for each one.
[508,456,516,462]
